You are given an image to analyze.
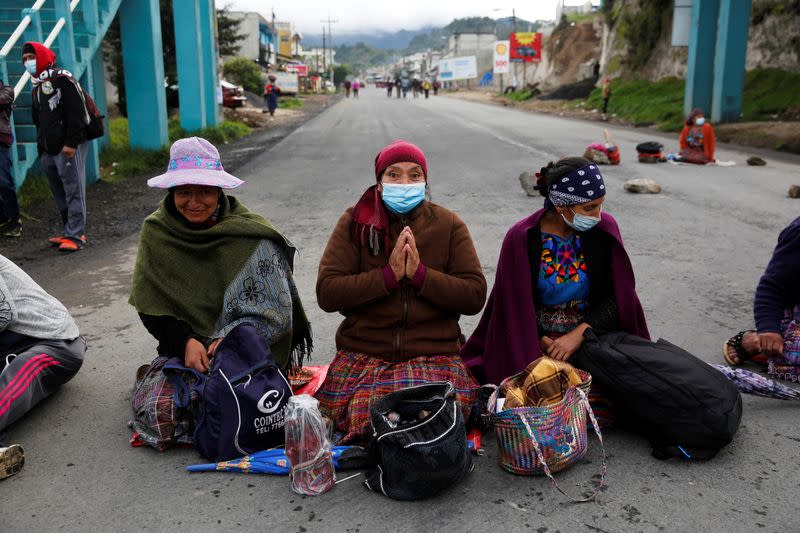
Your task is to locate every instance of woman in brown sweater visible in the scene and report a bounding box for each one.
[315,140,487,443]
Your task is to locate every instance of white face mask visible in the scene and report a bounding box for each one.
[695,117,706,126]
[24,59,37,76]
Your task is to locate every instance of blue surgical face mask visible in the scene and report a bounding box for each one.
[563,207,601,232]
[24,59,37,76]
[695,117,705,126]
[381,183,426,214]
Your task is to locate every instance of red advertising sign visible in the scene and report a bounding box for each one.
[286,64,309,77]
[510,32,542,63]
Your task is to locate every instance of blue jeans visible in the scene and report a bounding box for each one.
[0,144,19,221]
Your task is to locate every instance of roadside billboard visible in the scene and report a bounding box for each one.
[287,63,309,77]
[272,71,298,94]
[437,56,478,81]
[493,41,510,74]
[510,32,543,63]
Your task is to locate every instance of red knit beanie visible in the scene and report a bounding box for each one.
[374,140,428,180]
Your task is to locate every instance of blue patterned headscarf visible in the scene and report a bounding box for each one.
[537,163,606,208]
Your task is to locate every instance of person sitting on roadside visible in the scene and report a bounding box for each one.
[679,108,716,164]
[129,137,312,375]
[461,156,649,386]
[315,140,487,444]
[0,254,86,479]
[724,215,800,382]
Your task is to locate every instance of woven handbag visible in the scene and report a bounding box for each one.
[489,370,607,502]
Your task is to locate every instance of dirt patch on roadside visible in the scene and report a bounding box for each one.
[0,94,339,265]
[444,90,800,154]
[716,121,800,153]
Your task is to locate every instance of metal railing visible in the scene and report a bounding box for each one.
[0,0,82,98]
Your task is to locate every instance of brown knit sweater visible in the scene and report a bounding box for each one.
[317,201,487,362]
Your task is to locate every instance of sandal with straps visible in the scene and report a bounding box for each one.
[723,330,758,366]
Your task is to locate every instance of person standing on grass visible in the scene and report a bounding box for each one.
[23,42,89,253]
[601,78,611,117]
[0,80,21,238]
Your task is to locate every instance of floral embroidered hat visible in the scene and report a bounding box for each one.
[147,136,244,189]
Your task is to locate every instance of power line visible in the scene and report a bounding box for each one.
[320,16,338,81]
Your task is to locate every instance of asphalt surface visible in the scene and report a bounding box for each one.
[2,88,800,532]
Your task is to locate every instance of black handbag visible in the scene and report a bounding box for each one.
[573,331,742,460]
[364,382,472,500]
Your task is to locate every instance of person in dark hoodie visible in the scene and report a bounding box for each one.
[724,216,800,382]
[0,80,21,238]
[22,42,89,253]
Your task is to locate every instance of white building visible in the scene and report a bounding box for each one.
[556,1,596,21]
[224,11,275,67]
[301,48,336,71]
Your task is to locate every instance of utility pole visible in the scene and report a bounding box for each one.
[321,16,338,86]
[322,26,327,73]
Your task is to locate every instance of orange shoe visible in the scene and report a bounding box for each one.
[49,235,86,247]
[58,239,83,253]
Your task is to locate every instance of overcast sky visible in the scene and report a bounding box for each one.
[217,1,597,35]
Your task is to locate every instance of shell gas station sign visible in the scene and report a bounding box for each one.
[493,40,510,74]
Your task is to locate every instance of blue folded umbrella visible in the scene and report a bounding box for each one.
[711,364,800,401]
[186,446,361,475]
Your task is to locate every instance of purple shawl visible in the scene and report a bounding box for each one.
[461,209,650,384]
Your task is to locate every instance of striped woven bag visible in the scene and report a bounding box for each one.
[489,369,607,502]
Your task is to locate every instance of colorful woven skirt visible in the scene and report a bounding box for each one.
[767,306,800,383]
[315,351,479,445]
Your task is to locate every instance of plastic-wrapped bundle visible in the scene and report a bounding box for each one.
[284,395,335,495]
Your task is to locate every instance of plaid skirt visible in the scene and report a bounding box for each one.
[315,351,480,445]
[768,305,800,382]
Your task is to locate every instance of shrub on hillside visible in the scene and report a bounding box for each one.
[223,57,264,94]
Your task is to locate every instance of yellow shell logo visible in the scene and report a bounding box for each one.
[496,43,508,54]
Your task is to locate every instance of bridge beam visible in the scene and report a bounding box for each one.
[173,0,207,131]
[711,0,752,123]
[199,0,220,127]
[684,0,719,118]
[119,0,168,149]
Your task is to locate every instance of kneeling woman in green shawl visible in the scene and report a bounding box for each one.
[129,137,312,373]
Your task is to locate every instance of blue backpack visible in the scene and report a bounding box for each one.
[166,323,293,462]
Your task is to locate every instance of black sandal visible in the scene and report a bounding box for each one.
[723,330,757,366]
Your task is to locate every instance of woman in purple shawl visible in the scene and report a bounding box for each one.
[462,157,649,385]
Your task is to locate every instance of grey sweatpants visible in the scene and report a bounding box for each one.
[0,336,85,431]
[40,143,87,241]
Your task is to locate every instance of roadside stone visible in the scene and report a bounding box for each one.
[519,171,538,196]
[789,185,800,198]
[747,156,767,166]
[624,178,662,194]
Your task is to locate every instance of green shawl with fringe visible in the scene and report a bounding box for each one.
[129,193,312,369]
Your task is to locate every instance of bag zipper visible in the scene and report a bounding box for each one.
[219,368,248,455]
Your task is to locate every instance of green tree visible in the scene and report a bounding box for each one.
[223,58,264,93]
[217,5,245,57]
[333,63,353,85]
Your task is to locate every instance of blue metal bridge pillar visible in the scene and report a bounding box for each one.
[711,0,752,123]
[199,0,220,127]
[684,0,719,118]
[119,0,168,149]
[173,0,207,131]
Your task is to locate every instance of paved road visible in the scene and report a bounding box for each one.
[3,88,800,532]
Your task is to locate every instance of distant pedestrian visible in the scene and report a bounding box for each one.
[263,75,281,120]
[432,80,440,96]
[422,79,431,99]
[412,78,420,99]
[352,79,360,98]
[601,78,611,116]
[395,78,401,99]
[401,78,410,98]
[344,80,352,98]
[0,79,21,238]
[386,77,393,97]
[23,42,89,253]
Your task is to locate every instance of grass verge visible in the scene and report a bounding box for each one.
[574,68,800,132]
[503,89,535,102]
[100,117,252,181]
[280,97,304,110]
